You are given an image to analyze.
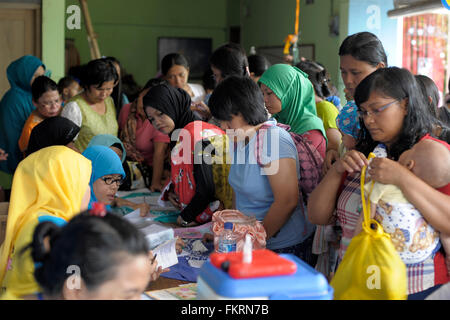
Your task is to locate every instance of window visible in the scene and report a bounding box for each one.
[402,13,450,103]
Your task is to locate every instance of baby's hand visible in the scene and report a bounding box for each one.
[344,88,353,101]
[0,149,8,161]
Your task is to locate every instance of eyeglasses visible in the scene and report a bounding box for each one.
[101,177,124,186]
[39,100,61,107]
[357,100,399,118]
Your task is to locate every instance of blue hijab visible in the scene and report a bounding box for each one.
[82,145,125,210]
[0,55,45,174]
[87,134,126,163]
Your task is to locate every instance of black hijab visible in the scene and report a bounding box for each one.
[142,83,199,133]
[26,116,80,156]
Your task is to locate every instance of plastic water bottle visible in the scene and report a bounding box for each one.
[218,222,237,253]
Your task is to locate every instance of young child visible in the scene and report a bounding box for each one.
[313,102,360,280]
[335,101,359,157]
[358,138,450,271]
[57,76,81,105]
[18,76,62,153]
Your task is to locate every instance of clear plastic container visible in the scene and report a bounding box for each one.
[217,222,237,253]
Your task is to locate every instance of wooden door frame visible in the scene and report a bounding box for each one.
[0,3,42,59]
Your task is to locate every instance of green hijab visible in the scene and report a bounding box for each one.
[259,64,326,140]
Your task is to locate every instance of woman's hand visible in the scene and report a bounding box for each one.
[334,150,369,174]
[132,151,145,163]
[323,149,339,175]
[136,202,151,217]
[113,197,150,217]
[367,157,408,186]
[190,101,211,120]
[148,251,169,282]
[149,180,163,193]
[202,233,214,243]
[167,190,182,210]
[176,215,198,227]
[175,238,185,254]
[183,84,195,98]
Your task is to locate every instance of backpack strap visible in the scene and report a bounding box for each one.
[254,122,275,167]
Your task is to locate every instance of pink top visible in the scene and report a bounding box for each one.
[118,102,170,166]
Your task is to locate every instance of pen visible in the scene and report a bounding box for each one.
[151,254,158,264]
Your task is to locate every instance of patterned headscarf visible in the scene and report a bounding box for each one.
[336,101,361,139]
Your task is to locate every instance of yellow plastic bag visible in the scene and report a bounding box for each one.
[330,153,407,300]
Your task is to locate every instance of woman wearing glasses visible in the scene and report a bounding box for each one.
[308,67,450,298]
[82,144,150,216]
[82,145,125,210]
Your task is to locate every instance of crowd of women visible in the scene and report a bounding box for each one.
[0,30,449,300]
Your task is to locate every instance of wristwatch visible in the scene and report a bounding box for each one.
[179,216,189,227]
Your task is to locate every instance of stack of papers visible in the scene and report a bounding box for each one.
[141,222,175,250]
[123,208,175,250]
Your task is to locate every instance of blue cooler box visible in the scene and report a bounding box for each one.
[197,253,333,300]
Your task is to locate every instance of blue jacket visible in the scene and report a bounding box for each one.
[0,55,45,174]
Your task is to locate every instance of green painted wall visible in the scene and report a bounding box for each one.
[241,0,347,94]
[227,0,241,27]
[61,0,354,96]
[65,0,229,86]
[42,0,65,82]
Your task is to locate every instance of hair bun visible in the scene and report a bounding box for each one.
[31,221,61,263]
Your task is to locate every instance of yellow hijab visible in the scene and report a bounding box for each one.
[0,146,92,285]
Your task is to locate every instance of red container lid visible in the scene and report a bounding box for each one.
[210,249,297,279]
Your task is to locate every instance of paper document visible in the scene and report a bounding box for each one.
[140,222,174,250]
[123,208,156,228]
[152,238,179,269]
[116,190,177,211]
